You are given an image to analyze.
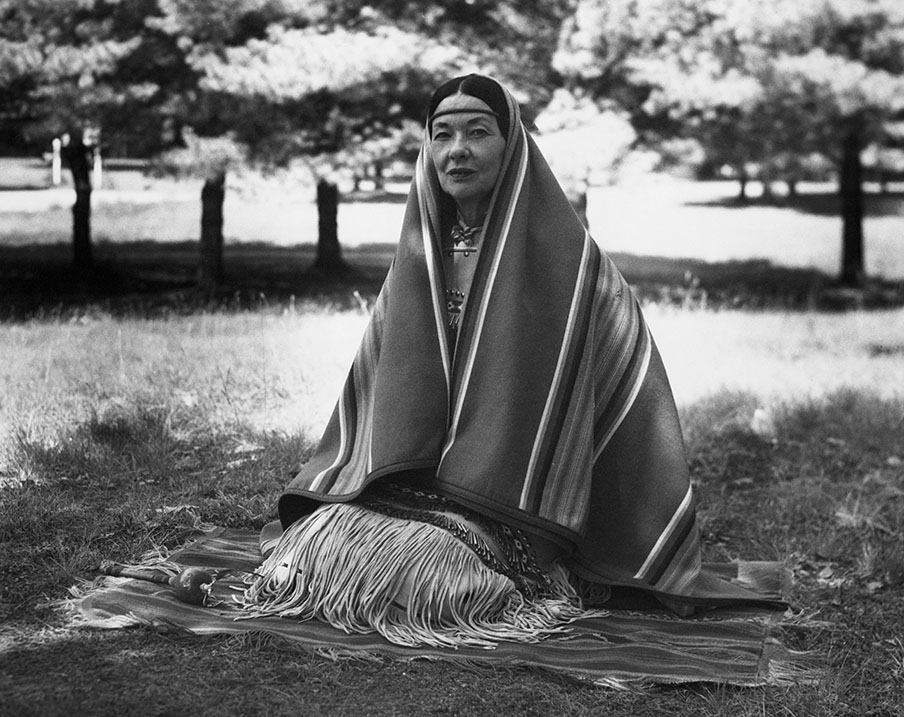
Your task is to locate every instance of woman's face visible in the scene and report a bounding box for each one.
[429,94,506,222]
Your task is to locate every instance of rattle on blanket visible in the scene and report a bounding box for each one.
[98,560,216,606]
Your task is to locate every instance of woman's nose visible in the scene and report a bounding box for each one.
[449,135,469,158]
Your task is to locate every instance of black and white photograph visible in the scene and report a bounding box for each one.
[2,1,903,715]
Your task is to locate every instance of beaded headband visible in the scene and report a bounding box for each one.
[429,108,499,123]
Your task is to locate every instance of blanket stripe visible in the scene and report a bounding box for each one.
[636,485,696,583]
[308,370,355,494]
[416,157,453,388]
[521,229,599,513]
[591,262,652,460]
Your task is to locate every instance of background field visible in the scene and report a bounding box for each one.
[2,163,902,322]
[2,158,903,280]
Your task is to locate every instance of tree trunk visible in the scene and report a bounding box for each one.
[60,134,94,274]
[373,160,384,190]
[72,185,92,272]
[199,172,226,294]
[737,173,748,202]
[839,128,865,286]
[315,179,345,271]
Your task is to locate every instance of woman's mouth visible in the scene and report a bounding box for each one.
[448,168,475,179]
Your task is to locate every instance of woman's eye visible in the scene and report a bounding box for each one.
[432,131,450,141]
[470,128,489,137]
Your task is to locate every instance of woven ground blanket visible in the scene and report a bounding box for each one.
[74,528,818,688]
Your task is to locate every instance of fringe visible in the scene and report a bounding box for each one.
[761,639,826,687]
[238,503,607,649]
[60,581,146,631]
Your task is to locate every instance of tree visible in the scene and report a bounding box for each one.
[144,1,458,279]
[177,0,573,275]
[765,43,904,285]
[2,0,574,287]
[59,127,99,273]
[0,0,193,275]
[555,0,904,285]
[534,88,636,226]
[186,20,464,272]
[154,132,246,292]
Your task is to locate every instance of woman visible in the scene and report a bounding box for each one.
[240,75,780,647]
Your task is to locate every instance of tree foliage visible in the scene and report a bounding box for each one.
[558,0,904,169]
[160,0,573,273]
[555,0,904,283]
[534,88,636,226]
[1,0,174,271]
[0,0,193,156]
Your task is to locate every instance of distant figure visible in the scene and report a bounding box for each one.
[240,74,781,647]
[51,137,62,186]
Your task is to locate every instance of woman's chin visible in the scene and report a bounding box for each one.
[443,189,493,221]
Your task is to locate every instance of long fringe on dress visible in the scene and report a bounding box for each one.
[238,502,606,649]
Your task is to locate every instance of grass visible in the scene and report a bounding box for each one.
[1,175,903,713]
[2,173,903,311]
[1,306,903,716]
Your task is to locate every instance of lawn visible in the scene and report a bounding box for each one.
[1,304,903,716]
[1,175,903,714]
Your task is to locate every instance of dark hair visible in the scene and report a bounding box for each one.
[427,74,510,139]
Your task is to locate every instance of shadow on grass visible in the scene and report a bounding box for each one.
[0,240,394,320]
[684,189,904,217]
[0,628,635,717]
[2,389,903,715]
[3,239,903,320]
[0,183,50,191]
[343,188,409,204]
[1,401,313,624]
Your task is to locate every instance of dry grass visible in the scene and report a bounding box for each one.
[3,306,900,446]
[648,306,904,406]
[1,305,903,715]
[0,310,367,445]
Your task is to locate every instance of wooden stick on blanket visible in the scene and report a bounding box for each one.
[97,560,216,606]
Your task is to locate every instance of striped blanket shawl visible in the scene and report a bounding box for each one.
[279,78,778,608]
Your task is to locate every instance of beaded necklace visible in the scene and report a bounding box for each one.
[445,212,483,335]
